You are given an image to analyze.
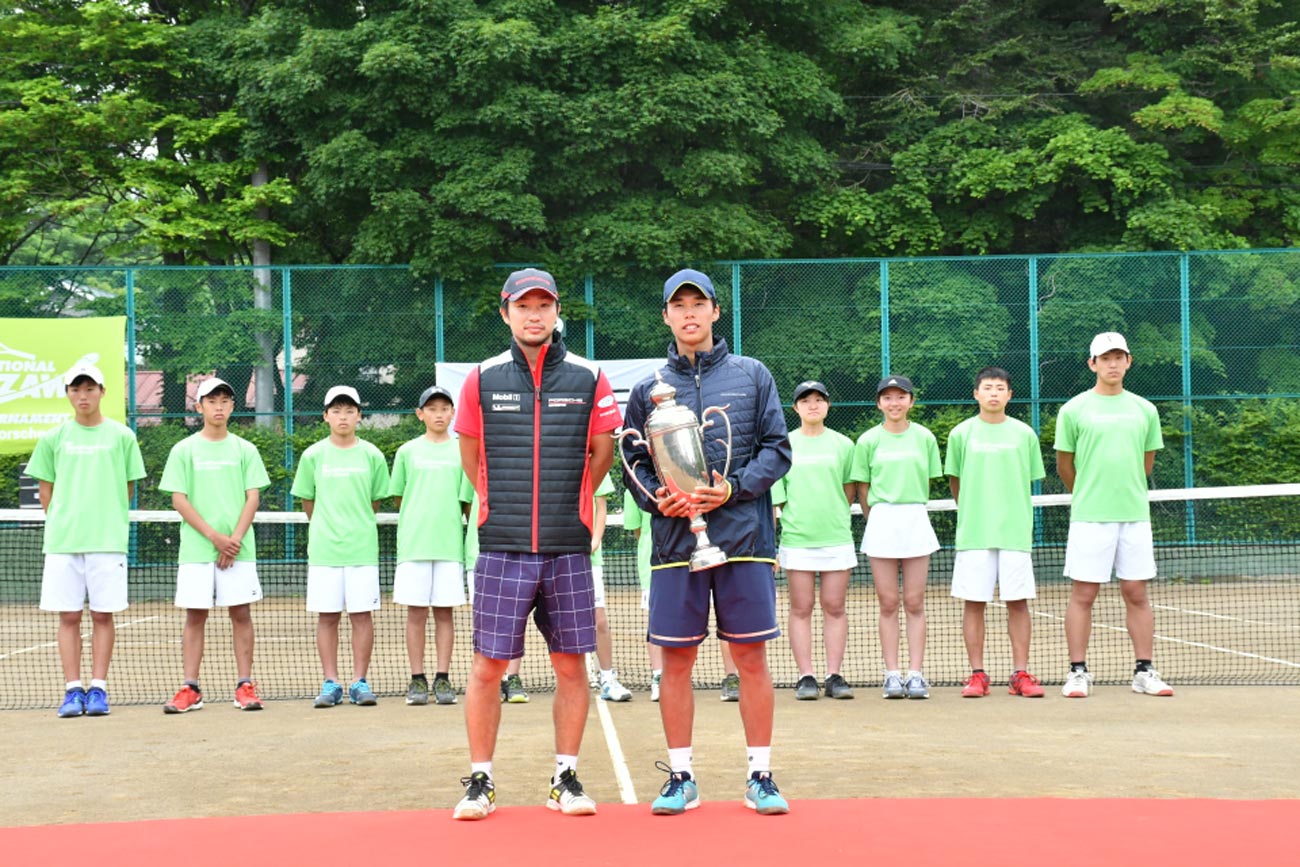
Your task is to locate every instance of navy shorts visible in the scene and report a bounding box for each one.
[647,560,780,647]
[472,551,597,659]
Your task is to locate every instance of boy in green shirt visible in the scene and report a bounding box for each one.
[1056,332,1169,698]
[592,473,632,701]
[623,489,663,700]
[390,385,475,706]
[28,363,146,718]
[291,385,390,708]
[158,377,271,713]
[945,367,1046,699]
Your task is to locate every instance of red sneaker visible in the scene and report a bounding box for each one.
[1009,671,1045,697]
[234,681,264,711]
[961,671,991,698]
[164,684,204,714]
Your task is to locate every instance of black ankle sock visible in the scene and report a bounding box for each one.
[1070,661,1088,672]
[411,673,427,683]
[435,671,448,681]
[184,680,201,693]
[1135,659,1153,673]
[971,669,985,675]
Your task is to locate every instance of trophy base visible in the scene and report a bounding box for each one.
[689,544,729,572]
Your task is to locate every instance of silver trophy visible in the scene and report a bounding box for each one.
[617,372,733,571]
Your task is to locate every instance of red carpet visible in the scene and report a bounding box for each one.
[4,799,1295,867]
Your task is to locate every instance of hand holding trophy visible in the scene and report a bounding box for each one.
[616,372,733,571]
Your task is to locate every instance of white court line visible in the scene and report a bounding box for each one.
[1152,603,1300,630]
[588,653,637,805]
[0,614,162,661]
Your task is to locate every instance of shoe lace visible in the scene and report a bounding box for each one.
[460,775,490,800]
[1016,672,1041,687]
[655,761,689,797]
[554,770,584,797]
[751,774,780,797]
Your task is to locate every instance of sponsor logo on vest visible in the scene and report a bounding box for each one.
[491,403,522,412]
[491,393,521,402]
[547,397,586,408]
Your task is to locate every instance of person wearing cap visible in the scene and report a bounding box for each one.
[27,363,146,718]
[389,385,475,707]
[622,268,793,817]
[290,385,390,709]
[1056,332,1170,698]
[770,380,856,701]
[851,375,943,699]
[945,367,1047,699]
[452,268,621,820]
[157,377,271,714]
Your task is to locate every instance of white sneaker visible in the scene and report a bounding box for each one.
[650,672,661,702]
[547,769,597,815]
[599,674,632,702]
[1132,669,1174,696]
[453,772,496,820]
[1062,668,1093,698]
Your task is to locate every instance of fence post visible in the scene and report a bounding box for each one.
[125,268,137,431]
[584,274,595,358]
[282,268,295,510]
[730,263,742,354]
[1028,257,1042,545]
[1179,253,1196,542]
[880,260,890,376]
[435,276,445,364]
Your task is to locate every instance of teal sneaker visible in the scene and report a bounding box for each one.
[314,679,344,708]
[349,678,378,706]
[744,772,789,815]
[650,761,700,815]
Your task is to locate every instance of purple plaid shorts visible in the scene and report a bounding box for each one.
[472,550,597,659]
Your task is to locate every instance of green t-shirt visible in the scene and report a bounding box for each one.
[464,494,479,571]
[1055,390,1164,523]
[26,419,146,554]
[944,416,1045,551]
[158,433,271,564]
[591,473,615,568]
[389,436,475,564]
[850,422,943,506]
[622,489,653,590]
[770,427,855,549]
[290,438,390,566]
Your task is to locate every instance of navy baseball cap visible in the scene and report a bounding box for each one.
[663,269,717,304]
[417,385,454,408]
[501,268,559,304]
[792,380,829,403]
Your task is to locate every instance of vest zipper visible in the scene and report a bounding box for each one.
[532,383,541,551]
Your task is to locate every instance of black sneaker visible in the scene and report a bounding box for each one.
[824,673,854,699]
[794,674,819,700]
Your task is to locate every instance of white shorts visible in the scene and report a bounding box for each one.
[778,544,857,572]
[1064,521,1156,583]
[174,561,262,609]
[40,553,128,613]
[393,560,467,607]
[592,564,606,609]
[306,565,381,613]
[950,549,1036,602]
[861,503,940,559]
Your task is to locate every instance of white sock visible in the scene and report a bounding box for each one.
[747,746,771,777]
[90,678,107,690]
[668,747,693,776]
[885,669,901,678]
[599,669,614,683]
[908,670,923,680]
[555,754,578,780]
[470,762,492,779]
[66,680,83,691]
[651,669,662,678]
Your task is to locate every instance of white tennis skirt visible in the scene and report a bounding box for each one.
[861,503,940,559]
[778,544,858,572]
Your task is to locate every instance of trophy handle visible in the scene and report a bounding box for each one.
[700,404,733,484]
[614,428,662,504]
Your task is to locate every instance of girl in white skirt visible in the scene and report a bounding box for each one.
[772,381,857,700]
[851,376,943,699]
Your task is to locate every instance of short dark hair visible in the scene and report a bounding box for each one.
[199,385,235,401]
[974,366,1011,388]
[66,376,104,390]
[325,396,360,410]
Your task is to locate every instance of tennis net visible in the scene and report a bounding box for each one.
[1,484,1297,708]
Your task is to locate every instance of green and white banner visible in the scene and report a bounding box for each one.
[0,317,127,454]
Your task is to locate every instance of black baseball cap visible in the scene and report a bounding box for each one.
[876,375,914,395]
[417,385,454,408]
[792,380,829,403]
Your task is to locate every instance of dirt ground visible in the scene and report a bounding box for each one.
[4,684,1298,827]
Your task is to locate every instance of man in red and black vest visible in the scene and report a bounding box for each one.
[452,268,620,820]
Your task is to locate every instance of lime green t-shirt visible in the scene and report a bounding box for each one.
[1055,390,1164,523]
[850,422,943,506]
[591,473,615,568]
[770,427,854,549]
[944,416,1045,551]
[622,489,653,591]
[464,494,479,571]
[158,433,271,564]
[26,418,146,554]
[291,438,390,567]
[389,436,475,564]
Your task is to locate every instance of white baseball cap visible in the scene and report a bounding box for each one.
[63,363,105,387]
[195,377,234,400]
[1089,332,1130,358]
[324,385,362,407]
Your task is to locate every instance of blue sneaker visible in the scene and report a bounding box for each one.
[744,772,789,815]
[349,678,378,706]
[314,679,344,708]
[84,686,110,716]
[650,761,700,815]
[58,687,86,718]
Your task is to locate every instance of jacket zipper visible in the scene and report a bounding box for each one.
[532,381,541,552]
